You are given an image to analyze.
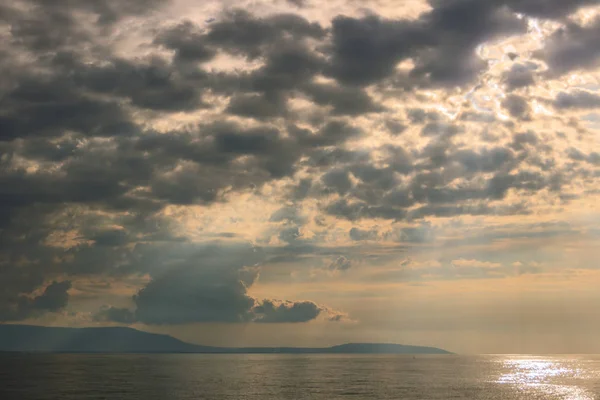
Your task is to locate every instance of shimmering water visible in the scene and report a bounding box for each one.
[2,354,600,399]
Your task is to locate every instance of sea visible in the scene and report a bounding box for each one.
[2,354,600,399]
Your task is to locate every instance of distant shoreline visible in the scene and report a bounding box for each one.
[0,324,452,355]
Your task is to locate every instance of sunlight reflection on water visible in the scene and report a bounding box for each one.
[497,357,594,400]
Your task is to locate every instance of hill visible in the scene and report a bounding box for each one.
[0,324,451,354]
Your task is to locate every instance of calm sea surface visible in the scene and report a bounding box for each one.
[2,354,600,399]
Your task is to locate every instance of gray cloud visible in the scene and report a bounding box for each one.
[302,82,384,116]
[206,9,325,59]
[503,62,537,90]
[506,0,599,19]
[133,263,259,324]
[226,93,288,120]
[321,169,353,195]
[89,243,341,325]
[554,90,600,109]
[154,20,216,63]
[349,227,380,241]
[539,17,600,76]
[0,281,71,322]
[253,300,323,323]
[328,256,353,271]
[503,94,531,119]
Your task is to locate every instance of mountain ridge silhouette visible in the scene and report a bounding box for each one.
[0,324,452,354]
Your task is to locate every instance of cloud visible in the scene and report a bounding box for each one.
[554,90,600,109]
[502,94,531,119]
[302,82,385,116]
[91,243,342,325]
[0,281,72,322]
[539,17,600,76]
[253,299,323,323]
[133,263,259,324]
[328,256,353,271]
[503,62,537,90]
[154,21,217,63]
[349,227,380,241]
[226,93,288,120]
[206,10,325,59]
[505,0,599,19]
[390,224,436,243]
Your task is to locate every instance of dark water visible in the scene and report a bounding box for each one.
[2,354,600,399]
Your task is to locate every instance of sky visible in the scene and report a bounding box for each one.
[0,0,599,354]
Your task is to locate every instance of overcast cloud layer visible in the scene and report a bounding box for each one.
[0,0,599,353]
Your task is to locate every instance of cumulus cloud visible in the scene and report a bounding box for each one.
[91,244,342,325]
